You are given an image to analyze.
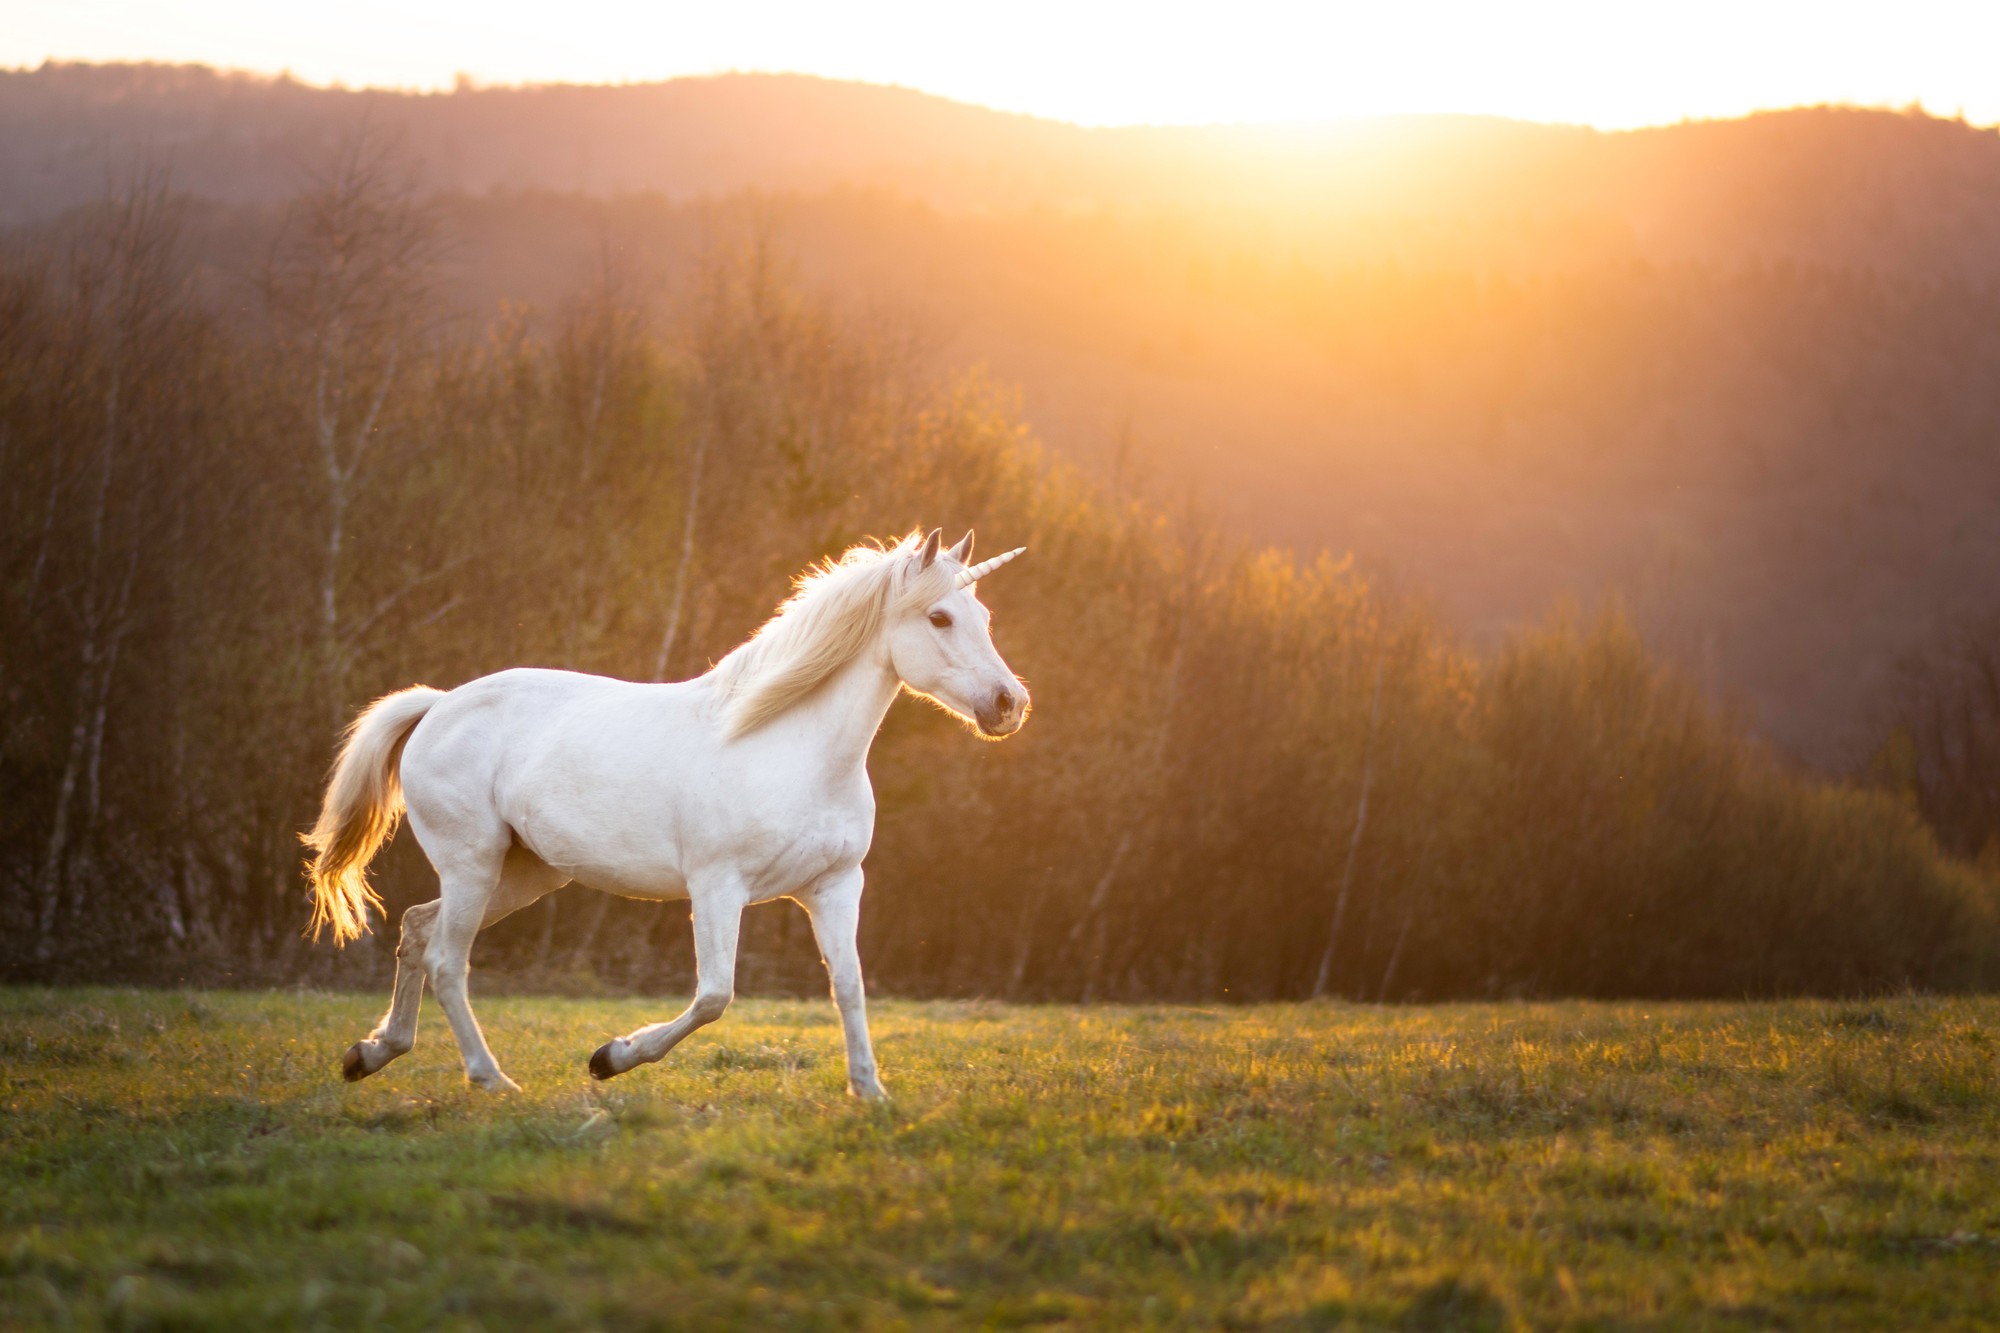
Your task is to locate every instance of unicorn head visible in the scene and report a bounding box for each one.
[717,528,1031,739]
[885,528,1030,738]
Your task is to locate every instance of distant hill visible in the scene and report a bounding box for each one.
[8,61,2000,764]
[9,62,2000,276]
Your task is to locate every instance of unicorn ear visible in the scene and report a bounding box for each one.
[917,528,943,568]
[947,530,974,564]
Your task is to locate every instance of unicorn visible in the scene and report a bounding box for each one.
[305,529,1028,1097]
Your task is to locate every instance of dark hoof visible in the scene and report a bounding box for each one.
[588,1042,621,1081]
[341,1043,371,1082]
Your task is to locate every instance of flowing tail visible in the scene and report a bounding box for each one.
[303,686,444,945]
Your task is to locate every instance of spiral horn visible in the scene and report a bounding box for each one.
[956,546,1026,588]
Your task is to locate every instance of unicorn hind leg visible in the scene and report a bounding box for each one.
[429,841,568,1091]
[339,845,566,1087]
[341,900,438,1081]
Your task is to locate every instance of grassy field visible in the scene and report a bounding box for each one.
[2,990,1998,1331]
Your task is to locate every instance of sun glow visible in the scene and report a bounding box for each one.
[7,0,2000,130]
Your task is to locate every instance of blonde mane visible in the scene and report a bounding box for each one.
[712,532,957,737]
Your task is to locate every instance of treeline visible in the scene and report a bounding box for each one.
[3,152,1995,1000]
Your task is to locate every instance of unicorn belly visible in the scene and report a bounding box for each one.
[559,857,692,902]
[509,775,871,904]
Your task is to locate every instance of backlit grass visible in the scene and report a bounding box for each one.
[3,989,1998,1329]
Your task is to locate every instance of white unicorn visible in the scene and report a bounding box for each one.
[305,529,1028,1097]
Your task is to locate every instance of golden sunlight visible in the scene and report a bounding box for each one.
[8,0,2000,129]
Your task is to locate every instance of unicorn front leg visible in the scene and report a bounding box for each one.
[802,867,886,1100]
[589,877,746,1080]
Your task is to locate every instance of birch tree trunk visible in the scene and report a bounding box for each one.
[652,415,711,682]
[34,363,127,959]
[1313,654,1386,998]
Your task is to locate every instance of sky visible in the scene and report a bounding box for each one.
[7,0,2000,130]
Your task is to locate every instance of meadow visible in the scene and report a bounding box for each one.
[3,989,1998,1330]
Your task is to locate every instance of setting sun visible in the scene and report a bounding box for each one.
[8,0,2000,128]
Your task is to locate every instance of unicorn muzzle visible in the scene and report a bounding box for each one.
[976,683,1029,736]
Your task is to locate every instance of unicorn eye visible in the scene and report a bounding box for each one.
[928,611,953,629]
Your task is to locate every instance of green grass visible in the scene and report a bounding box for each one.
[3,990,1998,1330]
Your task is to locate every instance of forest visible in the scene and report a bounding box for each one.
[4,119,1997,1002]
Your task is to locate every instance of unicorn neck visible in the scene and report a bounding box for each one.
[787,641,903,773]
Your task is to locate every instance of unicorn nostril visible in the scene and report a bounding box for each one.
[995,688,1017,716]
